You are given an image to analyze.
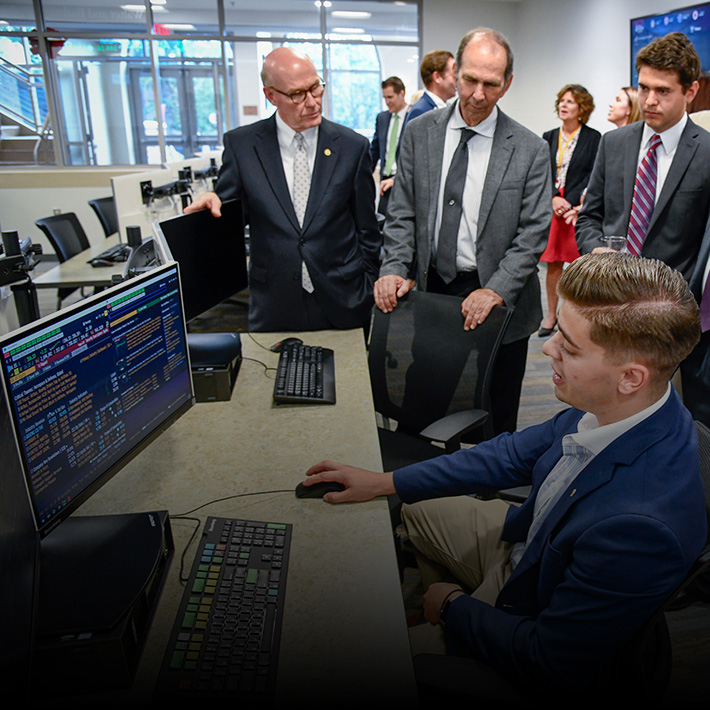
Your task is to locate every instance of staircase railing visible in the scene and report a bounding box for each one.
[0,56,47,133]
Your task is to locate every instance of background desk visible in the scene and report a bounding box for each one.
[78,328,417,706]
[33,234,125,290]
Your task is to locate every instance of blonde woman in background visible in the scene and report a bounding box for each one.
[607,86,642,127]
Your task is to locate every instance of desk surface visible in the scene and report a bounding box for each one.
[33,234,125,289]
[79,328,417,706]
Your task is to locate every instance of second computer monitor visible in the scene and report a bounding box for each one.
[154,199,248,323]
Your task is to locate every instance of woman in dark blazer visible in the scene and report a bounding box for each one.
[538,84,601,336]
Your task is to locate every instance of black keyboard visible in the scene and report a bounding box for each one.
[88,243,132,265]
[153,516,292,702]
[273,343,336,404]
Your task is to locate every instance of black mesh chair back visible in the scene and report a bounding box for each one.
[368,290,512,473]
[35,212,91,307]
[369,290,512,439]
[35,213,90,263]
[88,196,118,237]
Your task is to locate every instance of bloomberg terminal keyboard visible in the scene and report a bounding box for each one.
[273,343,336,404]
[153,516,292,702]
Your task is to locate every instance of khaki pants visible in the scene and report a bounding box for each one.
[402,495,514,655]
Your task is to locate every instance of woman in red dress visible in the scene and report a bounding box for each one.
[539,85,601,336]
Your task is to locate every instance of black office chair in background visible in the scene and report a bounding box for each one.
[368,290,513,471]
[35,212,91,310]
[88,196,118,238]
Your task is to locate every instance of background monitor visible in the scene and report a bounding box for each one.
[631,3,710,85]
[153,199,248,323]
[0,262,194,538]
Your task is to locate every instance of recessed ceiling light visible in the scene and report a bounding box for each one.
[332,11,371,19]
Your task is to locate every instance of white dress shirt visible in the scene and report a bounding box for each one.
[424,89,448,109]
[638,112,687,201]
[274,112,318,291]
[509,384,672,568]
[275,111,318,202]
[433,101,497,272]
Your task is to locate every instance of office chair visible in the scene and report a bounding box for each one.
[368,290,513,471]
[35,212,91,310]
[88,196,119,238]
[413,420,710,704]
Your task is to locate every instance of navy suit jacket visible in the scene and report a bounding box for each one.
[394,389,707,691]
[215,115,381,331]
[370,110,404,176]
[402,92,437,131]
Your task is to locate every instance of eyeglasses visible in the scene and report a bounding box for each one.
[269,80,326,104]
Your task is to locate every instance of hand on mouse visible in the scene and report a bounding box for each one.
[303,461,395,503]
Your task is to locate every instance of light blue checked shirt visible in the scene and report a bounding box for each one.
[509,384,672,569]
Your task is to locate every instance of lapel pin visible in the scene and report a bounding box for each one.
[324,148,332,156]
[570,488,577,497]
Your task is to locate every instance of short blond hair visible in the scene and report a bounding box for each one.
[558,253,700,382]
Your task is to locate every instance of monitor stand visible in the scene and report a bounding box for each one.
[32,511,173,695]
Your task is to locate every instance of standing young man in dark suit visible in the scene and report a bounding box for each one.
[374,28,552,435]
[402,50,457,131]
[576,31,710,429]
[303,253,707,700]
[576,32,710,281]
[370,76,408,217]
[185,47,381,332]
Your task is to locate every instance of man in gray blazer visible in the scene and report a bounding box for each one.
[576,32,710,428]
[576,32,710,283]
[374,28,552,435]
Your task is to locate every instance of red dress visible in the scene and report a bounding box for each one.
[540,186,580,263]
[541,127,581,264]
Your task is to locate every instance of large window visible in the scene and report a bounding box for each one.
[0,0,420,167]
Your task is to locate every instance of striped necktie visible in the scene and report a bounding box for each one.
[626,133,662,256]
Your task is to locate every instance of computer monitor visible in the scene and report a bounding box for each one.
[0,261,194,539]
[153,199,248,323]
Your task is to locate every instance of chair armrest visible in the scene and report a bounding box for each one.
[495,485,532,503]
[418,410,488,453]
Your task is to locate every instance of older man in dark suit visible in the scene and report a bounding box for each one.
[186,47,381,332]
[374,28,552,435]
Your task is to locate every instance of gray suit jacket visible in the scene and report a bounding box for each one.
[379,103,552,343]
[576,117,710,283]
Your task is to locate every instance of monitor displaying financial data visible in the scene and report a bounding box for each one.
[0,263,194,538]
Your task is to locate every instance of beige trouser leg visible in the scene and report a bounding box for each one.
[403,496,515,656]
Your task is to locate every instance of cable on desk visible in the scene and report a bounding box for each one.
[170,489,293,582]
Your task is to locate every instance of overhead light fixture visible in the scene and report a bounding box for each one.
[121,3,166,10]
[332,27,365,34]
[256,31,272,38]
[163,24,196,31]
[332,11,371,19]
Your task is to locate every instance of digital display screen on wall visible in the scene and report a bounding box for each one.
[631,3,710,85]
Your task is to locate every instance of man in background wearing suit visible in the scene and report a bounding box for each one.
[402,49,457,130]
[185,47,381,332]
[304,253,706,700]
[374,28,552,435]
[370,76,408,217]
[576,31,710,426]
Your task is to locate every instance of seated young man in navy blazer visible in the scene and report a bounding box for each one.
[302,252,707,698]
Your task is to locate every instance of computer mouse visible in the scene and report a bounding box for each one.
[270,337,303,353]
[90,258,113,267]
[295,480,346,499]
